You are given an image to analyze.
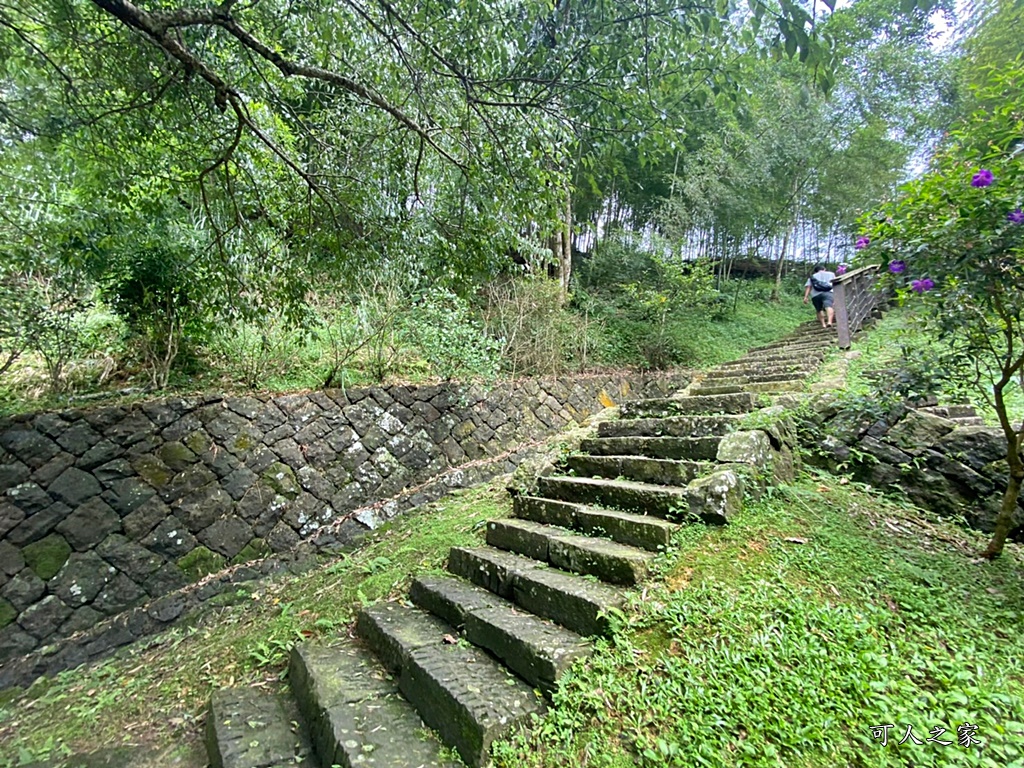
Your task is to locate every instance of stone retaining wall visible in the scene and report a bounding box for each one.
[804,401,1021,537]
[0,370,690,664]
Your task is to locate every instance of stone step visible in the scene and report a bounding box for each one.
[535,475,689,517]
[598,414,742,438]
[355,602,545,768]
[579,435,722,460]
[688,380,806,397]
[536,472,741,524]
[686,384,748,396]
[409,574,591,695]
[749,338,834,353]
[731,351,825,367]
[289,643,459,768]
[486,519,653,585]
[743,379,806,394]
[206,688,311,768]
[951,416,986,426]
[704,363,815,379]
[719,351,824,367]
[446,546,627,637]
[566,454,709,486]
[513,495,679,552]
[917,404,978,420]
[701,371,812,385]
[619,392,757,419]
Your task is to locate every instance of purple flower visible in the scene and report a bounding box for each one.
[1009,208,1024,224]
[855,236,870,250]
[889,260,906,274]
[911,278,935,293]
[836,264,848,275]
[971,169,994,187]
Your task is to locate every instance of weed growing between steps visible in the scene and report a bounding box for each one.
[492,470,1024,768]
[0,481,512,767]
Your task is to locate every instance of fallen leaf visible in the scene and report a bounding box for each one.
[784,537,807,544]
[442,634,459,645]
[816,485,831,492]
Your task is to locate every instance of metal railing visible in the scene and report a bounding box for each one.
[832,264,882,348]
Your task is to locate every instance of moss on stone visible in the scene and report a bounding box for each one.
[158,441,197,469]
[229,538,271,566]
[233,433,254,453]
[177,546,227,582]
[0,597,17,629]
[184,430,211,455]
[204,590,249,608]
[261,462,299,500]
[134,455,173,488]
[22,534,72,580]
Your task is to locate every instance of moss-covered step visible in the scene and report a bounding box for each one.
[409,574,591,695]
[749,333,835,349]
[685,384,748,396]
[578,436,723,460]
[289,643,459,768]
[566,454,710,486]
[446,546,626,637]
[717,349,825,367]
[512,495,679,552]
[619,393,756,419]
[485,519,653,585]
[702,363,816,380]
[597,414,742,439]
[700,371,815,385]
[355,602,546,768]
[747,339,835,353]
[689,380,806,396]
[205,687,311,768]
[537,470,743,524]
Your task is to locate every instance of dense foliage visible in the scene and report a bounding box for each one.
[860,49,1024,557]
[0,0,950,410]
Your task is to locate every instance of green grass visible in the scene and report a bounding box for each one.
[0,481,512,766]
[492,471,1024,768]
[676,286,810,368]
[588,279,812,371]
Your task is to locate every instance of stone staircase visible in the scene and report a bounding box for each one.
[915,404,986,427]
[205,323,836,768]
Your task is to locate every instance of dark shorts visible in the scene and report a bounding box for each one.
[812,293,834,312]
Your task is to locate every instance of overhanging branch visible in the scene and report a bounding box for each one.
[87,0,464,168]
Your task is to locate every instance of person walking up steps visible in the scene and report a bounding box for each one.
[804,263,836,328]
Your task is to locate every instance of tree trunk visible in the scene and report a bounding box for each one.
[770,227,790,303]
[982,460,1023,558]
[982,378,1024,558]
[560,189,572,297]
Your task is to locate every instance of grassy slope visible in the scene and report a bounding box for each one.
[3,472,1022,767]
[676,287,811,368]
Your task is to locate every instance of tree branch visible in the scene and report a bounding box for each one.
[87,0,464,167]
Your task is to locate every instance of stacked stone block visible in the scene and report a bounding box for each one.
[0,372,689,662]
[808,404,1020,535]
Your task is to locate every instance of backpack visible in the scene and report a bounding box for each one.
[810,274,833,292]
